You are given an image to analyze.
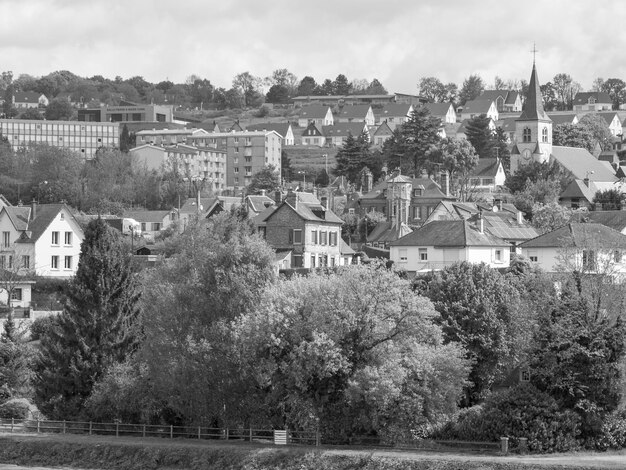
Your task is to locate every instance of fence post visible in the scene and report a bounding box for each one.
[500,437,509,454]
[170,425,173,439]
[10,418,13,433]
[198,426,201,440]
[249,427,253,442]
[63,420,66,434]
[142,424,146,438]
[225,427,229,440]
[89,421,92,435]
[37,420,40,434]
[116,422,119,438]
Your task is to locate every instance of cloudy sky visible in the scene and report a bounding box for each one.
[1,0,625,93]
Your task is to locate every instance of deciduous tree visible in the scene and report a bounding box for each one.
[459,74,484,105]
[247,164,280,194]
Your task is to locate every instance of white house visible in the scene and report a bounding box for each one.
[423,102,457,124]
[520,222,626,274]
[460,99,499,121]
[336,105,376,126]
[297,105,334,128]
[389,219,511,275]
[0,203,85,278]
[376,104,414,129]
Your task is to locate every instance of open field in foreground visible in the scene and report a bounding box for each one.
[0,433,624,470]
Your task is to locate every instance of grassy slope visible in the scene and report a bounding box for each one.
[0,434,621,470]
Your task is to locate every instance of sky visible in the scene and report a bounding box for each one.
[1,0,626,93]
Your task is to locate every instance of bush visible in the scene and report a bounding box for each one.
[29,315,59,341]
[593,409,626,450]
[255,105,270,118]
[431,384,580,453]
[0,398,40,419]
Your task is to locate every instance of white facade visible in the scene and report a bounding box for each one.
[522,246,626,275]
[391,244,510,273]
[14,208,84,278]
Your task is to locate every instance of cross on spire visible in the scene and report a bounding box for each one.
[531,43,538,65]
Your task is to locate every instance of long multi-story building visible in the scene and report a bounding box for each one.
[78,103,173,123]
[0,119,119,159]
[186,131,282,190]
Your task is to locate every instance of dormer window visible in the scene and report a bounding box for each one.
[523,127,531,143]
[588,97,596,104]
[414,188,423,197]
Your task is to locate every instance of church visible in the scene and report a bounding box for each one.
[510,62,619,191]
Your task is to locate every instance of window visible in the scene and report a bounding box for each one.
[153,223,161,231]
[2,231,9,248]
[290,229,302,244]
[413,188,423,197]
[311,230,318,244]
[541,127,548,143]
[495,249,502,262]
[51,255,59,269]
[582,250,597,271]
[419,248,428,261]
[10,288,22,302]
[320,231,327,245]
[292,254,303,268]
[0,256,4,269]
[64,256,72,269]
[64,232,72,245]
[310,255,316,268]
[7,256,12,269]
[399,249,408,262]
[22,255,30,269]
[51,231,59,245]
[141,223,146,232]
[348,208,355,215]
[520,369,531,382]
[329,232,337,246]
[615,250,622,263]
[522,127,531,142]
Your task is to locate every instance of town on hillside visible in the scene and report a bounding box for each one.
[0,62,625,453]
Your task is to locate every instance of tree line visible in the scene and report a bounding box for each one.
[1,210,623,451]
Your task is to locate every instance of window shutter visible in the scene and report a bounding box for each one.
[289,229,293,243]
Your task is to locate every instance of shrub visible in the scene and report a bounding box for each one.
[255,105,270,118]
[0,398,39,419]
[431,384,580,453]
[29,315,59,341]
[593,409,626,450]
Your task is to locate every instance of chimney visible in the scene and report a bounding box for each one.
[499,199,503,211]
[260,189,266,197]
[274,189,282,204]
[285,189,298,210]
[30,201,37,221]
[478,209,484,234]
[583,178,590,187]
[365,169,373,194]
[440,171,450,197]
[517,211,523,224]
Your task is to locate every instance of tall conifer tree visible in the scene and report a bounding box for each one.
[34,218,141,418]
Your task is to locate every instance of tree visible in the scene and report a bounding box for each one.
[364,78,387,95]
[34,218,141,418]
[334,132,371,183]
[601,78,626,110]
[281,150,292,182]
[540,82,558,111]
[247,164,280,194]
[418,77,447,102]
[296,76,318,96]
[493,127,511,170]
[531,202,577,233]
[0,310,32,397]
[28,144,83,205]
[235,263,469,439]
[578,113,613,151]
[459,74,484,105]
[426,138,478,201]
[529,290,626,440]
[332,74,351,95]
[414,262,530,406]
[44,99,74,120]
[464,114,494,158]
[383,107,441,174]
[513,179,562,219]
[552,73,581,111]
[553,123,595,152]
[506,160,574,195]
[19,108,43,120]
[232,72,261,107]
[139,213,276,425]
[265,84,290,104]
[593,188,623,211]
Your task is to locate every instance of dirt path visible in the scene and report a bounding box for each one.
[0,431,625,469]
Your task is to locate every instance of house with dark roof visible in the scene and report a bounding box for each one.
[559,179,597,210]
[467,158,506,193]
[323,122,369,147]
[423,102,457,124]
[261,190,347,268]
[0,203,84,278]
[372,121,393,146]
[495,117,518,142]
[480,90,522,113]
[375,103,414,129]
[597,112,623,137]
[520,222,626,274]
[580,210,626,234]
[573,92,612,112]
[297,105,334,128]
[336,105,375,126]
[389,219,511,274]
[123,210,178,239]
[460,99,498,121]
[547,113,579,126]
[300,122,326,146]
[245,122,295,145]
[12,92,48,109]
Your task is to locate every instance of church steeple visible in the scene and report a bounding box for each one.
[519,63,550,122]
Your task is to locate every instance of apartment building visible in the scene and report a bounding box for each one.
[0,119,119,159]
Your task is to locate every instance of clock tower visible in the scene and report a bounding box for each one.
[511,62,552,172]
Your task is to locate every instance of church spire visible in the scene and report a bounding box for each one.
[519,62,550,121]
